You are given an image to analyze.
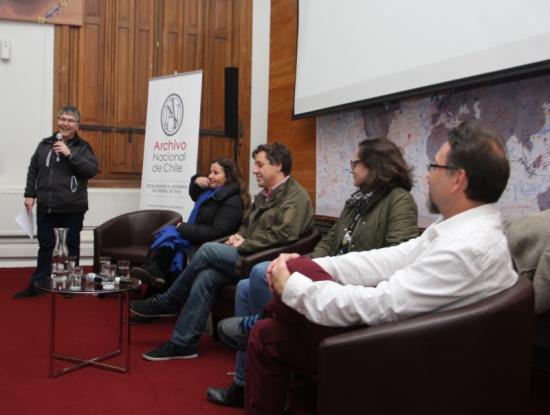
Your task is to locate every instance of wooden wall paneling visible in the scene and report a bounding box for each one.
[52,25,78,122]
[210,0,231,132]
[196,0,233,174]
[183,0,204,72]
[161,0,185,74]
[114,0,132,127]
[158,0,206,176]
[67,28,80,109]
[130,0,154,174]
[53,26,67,109]
[100,0,115,182]
[196,0,213,174]
[134,0,156,127]
[107,0,153,180]
[232,0,251,183]
[79,0,105,124]
[159,0,204,73]
[53,9,88,112]
[110,0,134,175]
[78,0,107,178]
[269,0,316,205]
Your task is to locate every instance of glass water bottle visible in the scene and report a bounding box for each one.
[52,227,69,278]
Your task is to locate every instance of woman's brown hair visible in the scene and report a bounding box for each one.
[356,138,413,192]
[211,158,251,214]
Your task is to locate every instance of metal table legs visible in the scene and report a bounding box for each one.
[48,291,131,377]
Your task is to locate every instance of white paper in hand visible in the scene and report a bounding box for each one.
[15,211,34,239]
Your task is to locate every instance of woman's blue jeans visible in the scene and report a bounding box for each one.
[233,260,273,385]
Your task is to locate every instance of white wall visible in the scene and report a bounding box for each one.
[0,21,55,267]
[0,20,53,189]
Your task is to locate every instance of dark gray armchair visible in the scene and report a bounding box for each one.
[317,277,534,415]
[93,209,182,273]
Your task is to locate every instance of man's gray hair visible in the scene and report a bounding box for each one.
[57,105,81,123]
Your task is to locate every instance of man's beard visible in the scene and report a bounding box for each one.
[428,192,440,214]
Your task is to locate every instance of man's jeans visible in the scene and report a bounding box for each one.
[233,260,273,385]
[156,242,241,348]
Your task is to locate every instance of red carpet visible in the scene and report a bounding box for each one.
[1,267,315,415]
[5,267,549,415]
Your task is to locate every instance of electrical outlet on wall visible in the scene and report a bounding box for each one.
[1,40,11,61]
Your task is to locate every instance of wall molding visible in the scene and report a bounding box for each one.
[0,188,140,268]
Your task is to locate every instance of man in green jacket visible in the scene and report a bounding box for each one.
[130,142,314,361]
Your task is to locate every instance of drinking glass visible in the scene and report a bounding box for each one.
[53,267,69,280]
[99,256,111,266]
[67,256,77,271]
[102,264,117,289]
[69,266,83,290]
[103,263,116,278]
[118,260,130,281]
[100,261,114,276]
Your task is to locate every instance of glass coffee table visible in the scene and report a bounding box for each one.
[35,276,141,378]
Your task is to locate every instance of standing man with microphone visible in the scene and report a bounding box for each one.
[13,105,99,299]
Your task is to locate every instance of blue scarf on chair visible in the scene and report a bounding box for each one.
[151,187,220,274]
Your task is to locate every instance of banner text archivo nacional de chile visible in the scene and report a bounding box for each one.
[139,71,203,218]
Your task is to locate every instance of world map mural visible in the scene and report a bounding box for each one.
[317,73,550,226]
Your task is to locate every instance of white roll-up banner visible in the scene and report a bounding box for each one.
[139,71,203,219]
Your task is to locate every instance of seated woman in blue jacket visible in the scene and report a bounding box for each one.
[131,158,250,290]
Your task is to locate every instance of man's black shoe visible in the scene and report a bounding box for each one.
[143,341,198,361]
[129,314,157,325]
[13,287,46,299]
[130,294,179,318]
[130,266,155,285]
[206,383,244,407]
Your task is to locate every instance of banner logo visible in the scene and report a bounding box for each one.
[161,94,184,136]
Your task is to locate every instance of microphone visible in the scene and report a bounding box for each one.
[55,132,62,162]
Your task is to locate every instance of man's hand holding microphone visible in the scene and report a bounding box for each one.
[53,133,71,161]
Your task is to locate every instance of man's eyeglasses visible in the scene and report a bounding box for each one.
[350,159,362,169]
[57,117,78,124]
[427,163,457,171]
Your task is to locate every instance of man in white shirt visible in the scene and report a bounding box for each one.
[244,121,519,415]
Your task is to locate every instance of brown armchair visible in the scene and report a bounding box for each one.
[211,228,322,335]
[317,277,534,415]
[93,209,182,272]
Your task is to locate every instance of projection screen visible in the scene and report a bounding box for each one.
[294,0,550,118]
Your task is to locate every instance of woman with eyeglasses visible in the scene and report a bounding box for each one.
[206,137,419,408]
[316,137,419,257]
